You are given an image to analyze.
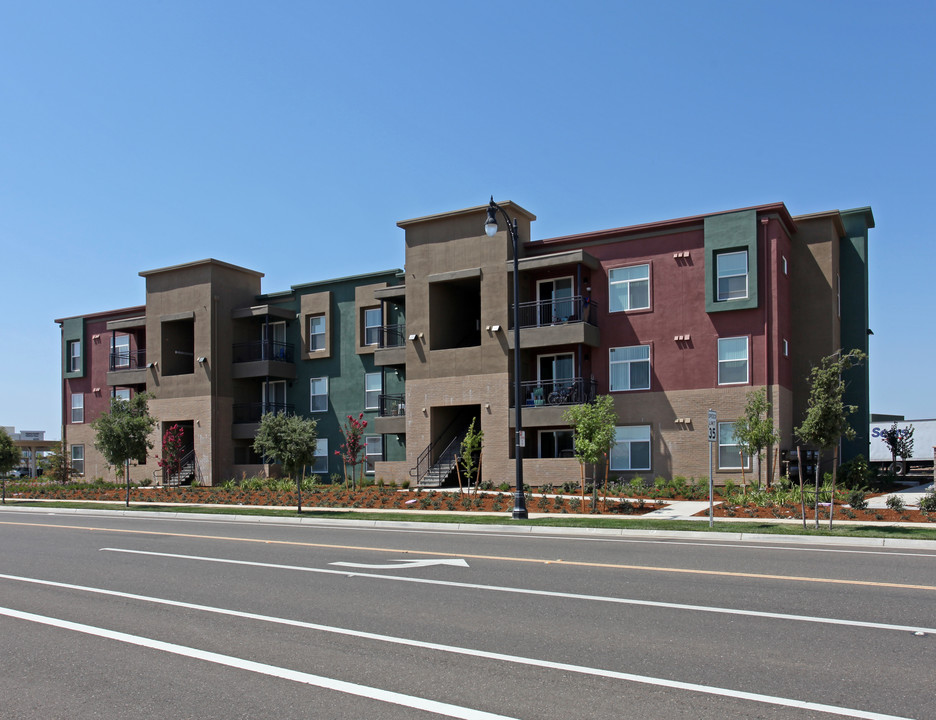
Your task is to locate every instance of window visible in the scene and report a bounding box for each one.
[539,430,574,459]
[610,426,651,471]
[68,340,81,373]
[537,277,574,324]
[717,337,748,385]
[609,345,650,391]
[365,435,382,474]
[718,422,750,470]
[114,388,131,402]
[782,255,788,275]
[71,393,84,423]
[364,308,381,346]
[609,264,650,312]
[783,339,789,357]
[312,439,328,475]
[71,445,84,475]
[716,251,748,301]
[310,377,328,413]
[365,372,382,410]
[309,315,326,352]
[110,335,130,368]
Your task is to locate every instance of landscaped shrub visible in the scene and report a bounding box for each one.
[919,490,936,514]
[847,487,869,510]
[886,495,906,512]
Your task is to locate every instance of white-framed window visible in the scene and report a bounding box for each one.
[365,372,382,410]
[110,334,130,368]
[364,435,382,474]
[609,345,650,391]
[537,277,575,324]
[364,308,381,346]
[718,422,750,470]
[538,430,574,459]
[71,393,84,423]
[309,315,326,352]
[263,380,286,412]
[610,426,651,471]
[609,264,650,312]
[312,439,328,475]
[69,340,81,373]
[310,377,328,413]
[717,337,749,385]
[716,251,748,301]
[70,444,84,475]
[114,388,131,402]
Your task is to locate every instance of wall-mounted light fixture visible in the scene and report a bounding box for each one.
[491,325,501,332]
[146,361,156,369]
[197,356,207,364]
[408,334,418,341]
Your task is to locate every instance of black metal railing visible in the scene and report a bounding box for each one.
[514,296,596,329]
[108,348,147,371]
[232,402,295,424]
[378,393,406,417]
[378,324,406,349]
[232,340,295,363]
[516,377,597,407]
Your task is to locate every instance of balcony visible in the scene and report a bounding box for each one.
[507,297,600,350]
[231,402,294,439]
[106,348,148,386]
[374,393,406,434]
[374,324,406,366]
[231,341,296,380]
[509,377,597,429]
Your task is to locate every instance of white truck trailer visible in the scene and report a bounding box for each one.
[869,419,936,473]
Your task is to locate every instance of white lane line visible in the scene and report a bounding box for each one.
[0,605,517,720]
[0,579,913,720]
[97,548,936,635]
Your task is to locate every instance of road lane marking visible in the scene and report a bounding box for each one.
[0,586,916,720]
[330,558,469,570]
[0,605,518,720]
[91,550,936,635]
[3,519,935,592]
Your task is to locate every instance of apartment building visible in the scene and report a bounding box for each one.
[57,200,872,487]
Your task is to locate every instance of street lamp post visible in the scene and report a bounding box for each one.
[485,197,528,519]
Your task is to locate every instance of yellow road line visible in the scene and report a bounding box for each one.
[3,519,934,592]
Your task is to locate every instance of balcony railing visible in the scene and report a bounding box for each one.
[515,296,596,329]
[108,349,147,371]
[515,378,597,407]
[232,340,295,364]
[378,324,406,349]
[378,393,406,417]
[232,402,294,424]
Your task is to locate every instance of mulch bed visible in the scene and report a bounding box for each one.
[701,502,935,523]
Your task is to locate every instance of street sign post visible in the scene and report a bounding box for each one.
[708,409,716,527]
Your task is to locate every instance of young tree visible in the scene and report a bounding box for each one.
[38,442,78,484]
[881,423,914,476]
[457,417,484,495]
[335,413,367,489]
[0,427,21,504]
[562,395,618,512]
[157,423,186,486]
[92,393,157,506]
[252,411,318,512]
[795,349,866,529]
[733,388,780,488]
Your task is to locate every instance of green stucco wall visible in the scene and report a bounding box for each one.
[704,209,759,313]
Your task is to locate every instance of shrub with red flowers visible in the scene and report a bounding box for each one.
[157,424,185,485]
[336,413,367,489]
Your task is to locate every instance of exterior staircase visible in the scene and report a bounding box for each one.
[413,427,469,488]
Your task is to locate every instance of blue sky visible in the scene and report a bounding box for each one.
[2,1,934,439]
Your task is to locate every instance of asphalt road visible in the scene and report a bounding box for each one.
[1,508,933,719]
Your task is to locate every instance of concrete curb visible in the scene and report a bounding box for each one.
[3,504,935,550]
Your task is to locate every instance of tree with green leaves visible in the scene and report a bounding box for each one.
[733,388,780,489]
[881,422,914,476]
[92,393,157,506]
[252,411,318,512]
[458,417,484,494]
[795,349,866,529]
[0,427,21,504]
[562,395,618,511]
[38,442,78,484]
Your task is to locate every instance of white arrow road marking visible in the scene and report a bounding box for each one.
[330,558,469,570]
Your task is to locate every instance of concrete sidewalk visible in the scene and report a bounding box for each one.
[866,480,934,509]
